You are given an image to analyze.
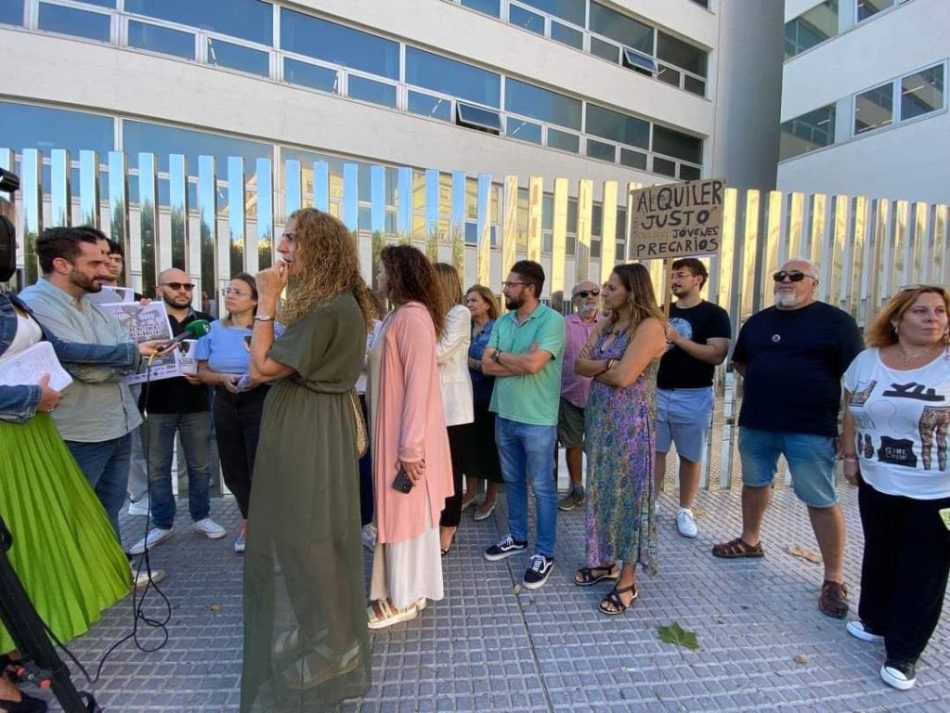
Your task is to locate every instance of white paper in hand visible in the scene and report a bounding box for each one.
[0,341,73,391]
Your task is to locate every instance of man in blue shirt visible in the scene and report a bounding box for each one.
[482,260,565,590]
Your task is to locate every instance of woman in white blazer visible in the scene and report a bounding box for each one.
[433,263,475,556]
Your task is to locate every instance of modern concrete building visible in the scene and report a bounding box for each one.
[2,1,783,216]
[779,0,949,203]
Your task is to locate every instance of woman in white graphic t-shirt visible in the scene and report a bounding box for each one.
[841,285,949,692]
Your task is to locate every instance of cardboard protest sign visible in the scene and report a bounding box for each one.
[628,178,725,259]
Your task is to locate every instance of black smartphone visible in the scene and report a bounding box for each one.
[392,466,413,494]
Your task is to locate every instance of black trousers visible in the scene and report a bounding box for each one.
[358,394,373,527]
[213,385,268,519]
[439,424,469,528]
[857,479,950,663]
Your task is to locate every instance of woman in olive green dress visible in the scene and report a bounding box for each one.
[240,209,377,713]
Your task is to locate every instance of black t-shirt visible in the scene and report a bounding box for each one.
[140,309,214,415]
[733,301,863,437]
[657,301,732,389]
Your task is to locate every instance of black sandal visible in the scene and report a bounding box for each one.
[573,565,620,587]
[599,584,638,616]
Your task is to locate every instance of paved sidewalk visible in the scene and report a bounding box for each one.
[34,482,950,712]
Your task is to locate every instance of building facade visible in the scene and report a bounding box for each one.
[2,0,782,202]
[780,0,949,203]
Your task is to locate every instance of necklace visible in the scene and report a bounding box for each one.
[897,342,939,366]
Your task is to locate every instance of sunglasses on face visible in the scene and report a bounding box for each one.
[161,282,195,291]
[772,270,812,283]
[899,284,947,294]
[575,289,600,299]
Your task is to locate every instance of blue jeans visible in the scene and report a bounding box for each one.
[495,417,558,557]
[143,412,214,530]
[66,434,132,539]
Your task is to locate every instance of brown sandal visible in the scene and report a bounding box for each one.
[711,537,764,559]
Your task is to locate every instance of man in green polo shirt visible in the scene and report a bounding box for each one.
[481,260,565,590]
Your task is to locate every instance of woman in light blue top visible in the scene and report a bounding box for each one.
[196,273,268,553]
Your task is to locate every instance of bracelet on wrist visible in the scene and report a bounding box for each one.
[841,454,859,461]
[254,314,275,322]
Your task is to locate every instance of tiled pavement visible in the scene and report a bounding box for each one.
[31,475,950,712]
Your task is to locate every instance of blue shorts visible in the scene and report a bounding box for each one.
[655,387,713,463]
[738,427,838,508]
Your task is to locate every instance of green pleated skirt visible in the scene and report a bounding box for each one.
[0,413,130,653]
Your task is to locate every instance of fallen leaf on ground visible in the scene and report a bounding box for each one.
[794,654,809,665]
[692,507,707,518]
[786,544,823,564]
[210,604,222,613]
[657,622,700,651]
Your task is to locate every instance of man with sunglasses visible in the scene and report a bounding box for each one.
[129,268,224,556]
[654,258,731,538]
[557,281,603,511]
[713,258,863,621]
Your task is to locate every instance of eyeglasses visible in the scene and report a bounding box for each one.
[672,272,697,280]
[772,270,813,283]
[160,282,195,291]
[222,288,251,297]
[501,281,526,289]
[574,289,600,299]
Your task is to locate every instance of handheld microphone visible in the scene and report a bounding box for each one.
[158,319,211,351]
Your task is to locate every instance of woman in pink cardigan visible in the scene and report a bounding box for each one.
[366,245,453,629]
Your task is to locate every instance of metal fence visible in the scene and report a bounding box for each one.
[2,147,948,490]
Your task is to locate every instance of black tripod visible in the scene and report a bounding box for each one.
[0,516,100,712]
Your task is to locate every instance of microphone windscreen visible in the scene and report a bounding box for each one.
[186,319,211,338]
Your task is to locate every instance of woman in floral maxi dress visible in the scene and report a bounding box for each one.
[574,263,667,615]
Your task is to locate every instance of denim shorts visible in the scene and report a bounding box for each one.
[738,427,837,508]
[655,387,714,462]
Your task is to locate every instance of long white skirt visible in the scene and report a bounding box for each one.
[369,503,444,610]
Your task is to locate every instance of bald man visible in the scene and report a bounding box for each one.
[128,268,225,556]
[712,258,863,621]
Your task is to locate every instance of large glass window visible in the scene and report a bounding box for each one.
[38,3,110,42]
[785,0,838,60]
[280,9,398,80]
[348,76,397,109]
[0,101,114,155]
[901,64,944,121]
[589,2,653,54]
[780,104,836,160]
[123,121,270,173]
[585,104,649,149]
[284,59,338,94]
[461,0,500,17]
[505,79,581,130]
[0,0,23,26]
[854,82,893,134]
[128,21,195,60]
[518,0,585,27]
[547,128,579,153]
[657,32,707,78]
[652,126,702,164]
[125,0,271,45]
[506,118,542,144]
[406,48,500,107]
[408,92,452,122]
[509,5,544,35]
[207,38,269,77]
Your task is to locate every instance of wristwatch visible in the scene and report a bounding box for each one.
[254,314,275,322]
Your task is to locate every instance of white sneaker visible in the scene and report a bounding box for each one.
[131,563,167,590]
[193,518,226,539]
[127,496,150,516]
[847,620,884,642]
[676,508,698,538]
[128,527,173,555]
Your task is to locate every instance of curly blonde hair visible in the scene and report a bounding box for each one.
[279,208,376,327]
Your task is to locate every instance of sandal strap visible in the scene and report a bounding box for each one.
[600,584,638,612]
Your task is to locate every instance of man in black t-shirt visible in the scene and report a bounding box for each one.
[128,268,225,556]
[712,258,863,621]
[655,258,731,539]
